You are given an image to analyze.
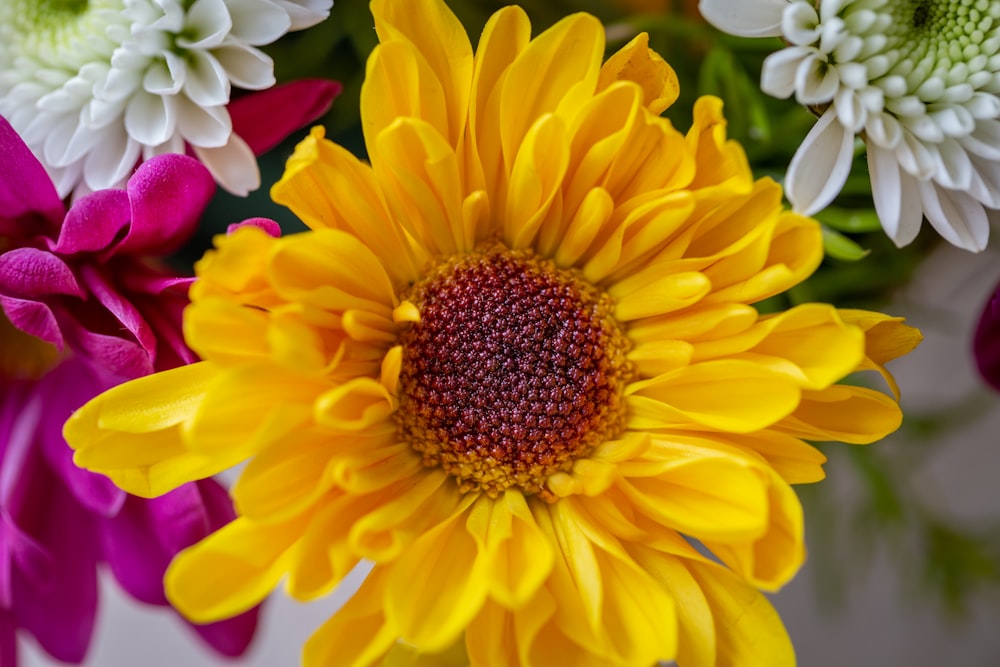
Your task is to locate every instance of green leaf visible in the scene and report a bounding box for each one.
[821,225,871,261]
[816,207,884,233]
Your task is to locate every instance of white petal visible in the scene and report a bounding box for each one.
[142,57,184,95]
[781,1,819,46]
[227,0,291,45]
[178,0,233,49]
[176,96,232,147]
[918,181,990,252]
[182,50,231,107]
[761,46,813,99]
[967,152,1000,207]
[868,144,923,247]
[82,127,141,190]
[930,137,973,190]
[836,61,868,89]
[212,43,275,90]
[819,0,849,20]
[124,90,177,146]
[193,132,259,196]
[785,109,855,215]
[966,92,1000,119]
[795,53,839,105]
[959,118,1000,159]
[699,0,787,37]
[929,105,975,137]
[834,87,866,132]
[895,130,936,179]
[866,111,902,148]
[271,0,332,31]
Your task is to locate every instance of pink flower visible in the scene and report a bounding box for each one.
[0,115,260,664]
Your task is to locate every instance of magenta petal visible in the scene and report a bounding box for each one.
[78,264,157,359]
[0,248,84,298]
[0,116,64,228]
[13,478,99,664]
[100,496,172,606]
[975,286,1000,390]
[71,326,154,379]
[227,217,281,237]
[229,79,341,156]
[0,297,63,348]
[53,189,131,255]
[0,610,16,667]
[118,154,215,256]
[190,607,261,658]
[36,359,127,517]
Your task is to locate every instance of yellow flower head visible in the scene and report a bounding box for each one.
[65,1,921,665]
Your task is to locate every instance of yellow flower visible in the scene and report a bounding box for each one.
[65,1,921,665]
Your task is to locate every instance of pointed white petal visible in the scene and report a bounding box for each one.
[213,43,274,90]
[931,137,973,190]
[699,0,787,37]
[867,144,923,247]
[785,109,855,215]
[271,0,332,31]
[124,90,178,146]
[176,96,232,147]
[781,1,819,46]
[795,53,839,105]
[919,182,990,252]
[761,46,814,99]
[227,0,290,45]
[834,87,866,132]
[193,133,260,196]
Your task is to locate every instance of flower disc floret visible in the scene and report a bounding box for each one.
[397,248,633,499]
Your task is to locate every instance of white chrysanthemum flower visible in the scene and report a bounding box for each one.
[0,0,332,197]
[700,0,1000,252]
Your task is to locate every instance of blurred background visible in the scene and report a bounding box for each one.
[25,1,1000,664]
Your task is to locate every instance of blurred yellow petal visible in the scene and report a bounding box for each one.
[166,514,310,623]
[597,32,679,114]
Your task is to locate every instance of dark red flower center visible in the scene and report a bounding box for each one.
[395,248,632,499]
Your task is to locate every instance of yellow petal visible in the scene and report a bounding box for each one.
[386,499,486,651]
[349,470,456,562]
[231,428,336,520]
[303,567,398,667]
[268,229,397,316]
[466,5,531,196]
[597,32,679,115]
[190,225,280,304]
[626,360,801,432]
[184,362,325,451]
[778,384,903,444]
[499,13,604,168]
[617,455,769,541]
[504,113,569,249]
[838,309,923,398]
[369,0,472,148]
[611,270,712,321]
[705,471,805,591]
[630,545,717,667]
[374,117,467,255]
[686,560,796,667]
[270,127,423,282]
[183,298,270,364]
[166,514,309,623]
[685,95,753,195]
[314,377,396,432]
[466,492,554,609]
[65,363,242,497]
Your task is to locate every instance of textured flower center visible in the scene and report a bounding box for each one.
[395,249,632,499]
[0,311,60,380]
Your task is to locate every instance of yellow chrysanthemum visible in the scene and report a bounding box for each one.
[65,1,921,665]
